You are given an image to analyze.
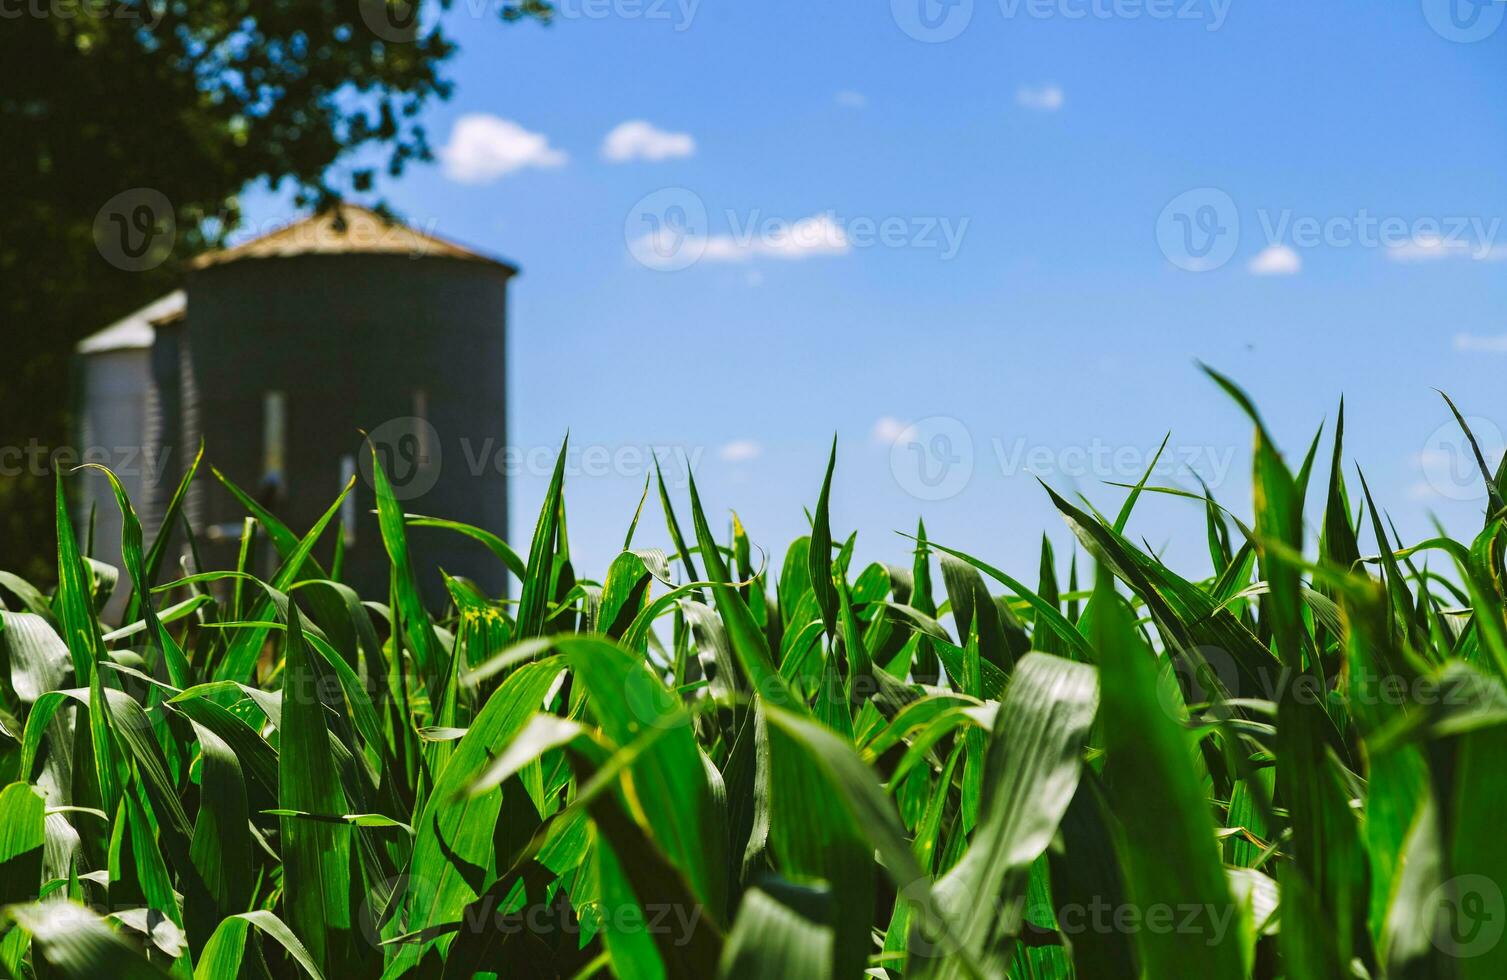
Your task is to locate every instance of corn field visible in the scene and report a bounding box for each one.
[1,367,1504,980]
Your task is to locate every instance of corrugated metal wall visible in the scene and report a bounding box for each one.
[75,348,151,621]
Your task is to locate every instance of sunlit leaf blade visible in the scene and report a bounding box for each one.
[195,909,328,980]
[928,653,1098,979]
[807,436,839,639]
[715,877,833,980]
[0,782,46,973]
[515,436,570,641]
[386,658,564,974]
[5,902,168,980]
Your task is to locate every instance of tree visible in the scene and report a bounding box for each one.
[0,0,550,583]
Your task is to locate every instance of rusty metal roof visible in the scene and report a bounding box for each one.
[190,204,517,274]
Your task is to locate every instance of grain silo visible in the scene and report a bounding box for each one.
[188,205,517,605]
[73,290,189,618]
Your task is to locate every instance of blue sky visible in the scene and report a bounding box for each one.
[246,0,1507,583]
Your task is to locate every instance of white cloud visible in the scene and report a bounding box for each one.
[1407,481,1440,501]
[835,90,868,108]
[871,416,908,445]
[1454,332,1507,353]
[440,114,567,183]
[601,120,696,162]
[1015,84,1064,112]
[1386,234,1505,263]
[1387,234,1471,262]
[719,440,762,462]
[629,213,850,268]
[753,214,849,259]
[1248,244,1301,276]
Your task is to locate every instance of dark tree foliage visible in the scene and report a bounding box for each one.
[0,0,551,583]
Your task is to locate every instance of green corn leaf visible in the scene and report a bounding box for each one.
[928,653,1098,979]
[195,909,327,980]
[0,781,46,974]
[187,720,252,931]
[807,436,840,640]
[685,470,789,703]
[386,657,564,974]
[5,901,168,980]
[403,513,526,579]
[716,877,833,980]
[278,601,355,974]
[128,440,204,621]
[1089,567,1244,980]
[0,611,71,705]
[213,479,352,683]
[76,463,192,686]
[370,444,448,713]
[515,436,570,641]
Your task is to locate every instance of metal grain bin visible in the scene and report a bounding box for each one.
[73,290,187,619]
[187,206,516,605]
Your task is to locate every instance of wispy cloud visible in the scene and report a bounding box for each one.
[1015,84,1065,112]
[1407,481,1440,501]
[709,214,849,261]
[440,114,567,183]
[1248,244,1301,276]
[629,213,851,268]
[601,120,696,162]
[1454,332,1507,353]
[719,440,762,462]
[835,90,868,108]
[871,416,908,444]
[1386,234,1503,263]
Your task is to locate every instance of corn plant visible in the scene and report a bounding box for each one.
[0,369,1504,979]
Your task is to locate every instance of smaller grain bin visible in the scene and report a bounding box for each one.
[73,290,190,618]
